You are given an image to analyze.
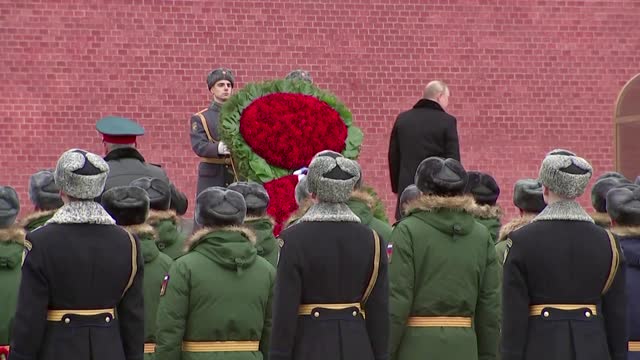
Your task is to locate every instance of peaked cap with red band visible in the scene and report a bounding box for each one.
[96,115,144,144]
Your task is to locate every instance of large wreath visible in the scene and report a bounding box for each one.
[219,80,364,234]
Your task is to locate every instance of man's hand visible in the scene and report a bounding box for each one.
[218,141,231,155]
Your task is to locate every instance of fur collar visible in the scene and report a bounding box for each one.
[244,215,275,226]
[0,226,25,244]
[413,98,445,112]
[47,201,115,225]
[147,210,178,225]
[350,189,376,210]
[185,225,257,251]
[104,147,146,163]
[472,204,503,220]
[123,224,157,238]
[405,195,476,214]
[299,203,360,223]
[610,225,640,237]
[590,212,611,227]
[498,215,536,242]
[284,199,314,228]
[19,210,57,227]
[532,200,594,223]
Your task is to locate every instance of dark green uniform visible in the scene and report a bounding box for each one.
[347,190,393,242]
[389,195,500,360]
[156,227,275,360]
[0,227,26,347]
[148,210,186,260]
[244,216,278,268]
[19,210,56,232]
[473,204,502,243]
[495,215,534,266]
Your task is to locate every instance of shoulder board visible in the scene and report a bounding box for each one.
[195,108,208,115]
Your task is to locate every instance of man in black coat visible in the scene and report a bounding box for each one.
[270,152,389,360]
[10,149,144,360]
[501,149,627,360]
[388,80,460,220]
[97,115,188,215]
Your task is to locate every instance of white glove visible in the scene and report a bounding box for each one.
[217,141,230,155]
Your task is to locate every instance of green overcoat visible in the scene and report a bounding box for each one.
[148,210,186,260]
[19,210,56,232]
[347,190,393,242]
[0,227,26,346]
[244,216,278,268]
[472,204,502,244]
[389,195,500,360]
[155,226,275,360]
[494,215,534,266]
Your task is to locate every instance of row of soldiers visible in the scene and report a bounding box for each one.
[0,146,637,360]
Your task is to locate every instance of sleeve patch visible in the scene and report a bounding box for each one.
[160,274,170,296]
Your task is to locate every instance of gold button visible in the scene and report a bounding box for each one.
[543,311,550,318]
[105,317,111,323]
[352,311,357,317]
[64,318,71,324]
[313,311,320,318]
[585,311,591,318]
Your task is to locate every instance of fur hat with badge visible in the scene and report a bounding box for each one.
[0,186,20,228]
[101,186,150,226]
[207,68,235,89]
[129,177,171,211]
[465,171,500,206]
[227,181,270,217]
[591,172,631,213]
[54,149,109,200]
[606,183,640,226]
[196,187,247,227]
[513,179,546,213]
[538,149,592,199]
[29,169,63,211]
[415,157,468,196]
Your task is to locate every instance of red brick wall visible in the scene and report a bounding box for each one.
[2,0,639,222]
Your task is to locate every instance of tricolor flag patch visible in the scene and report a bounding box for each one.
[160,274,170,296]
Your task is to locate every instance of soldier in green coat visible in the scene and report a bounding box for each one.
[347,164,393,241]
[228,182,278,268]
[389,157,500,360]
[102,186,173,359]
[0,186,25,354]
[19,170,63,232]
[156,187,275,360]
[466,171,502,243]
[131,177,186,259]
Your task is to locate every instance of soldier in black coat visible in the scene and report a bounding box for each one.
[388,80,460,220]
[501,149,627,360]
[190,68,237,195]
[97,115,188,215]
[9,149,144,360]
[270,152,389,360]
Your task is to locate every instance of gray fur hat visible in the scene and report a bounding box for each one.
[591,176,631,213]
[129,177,171,211]
[54,149,109,200]
[306,155,360,203]
[196,187,247,227]
[400,184,422,208]
[0,186,19,228]
[294,176,311,205]
[207,68,235,89]
[29,169,63,210]
[596,171,628,182]
[606,184,640,226]
[465,171,500,206]
[227,181,270,216]
[415,157,468,196]
[538,150,592,199]
[285,69,313,83]
[101,186,150,226]
[513,179,546,213]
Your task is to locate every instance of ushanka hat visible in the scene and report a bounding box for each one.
[207,68,235,89]
[513,179,546,213]
[538,149,592,199]
[306,153,360,203]
[0,186,19,228]
[285,69,313,83]
[129,177,171,211]
[196,187,246,227]
[227,181,270,216]
[101,186,150,226]
[415,157,468,196]
[29,169,63,210]
[54,149,109,200]
[591,176,631,213]
[399,184,422,208]
[294,176,311,205]
[465,171,500,206]
[606,184,640,226]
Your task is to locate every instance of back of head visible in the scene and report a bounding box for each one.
[306,153,360,203]
[591,176,631,213]
[101,186,150,226]
[513,179,546,213]
[0,186,19,228]
[538,149,592,199]
[29,169,63,210]
[196,187,247,227]
[606,184,640,226]
[227,181,270,217]
[129,177,171,211]
[414,157,468,196]
[399,184,422,209]
[55,148,109,200]
[465,171,500,206]
[423,80,448,100]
